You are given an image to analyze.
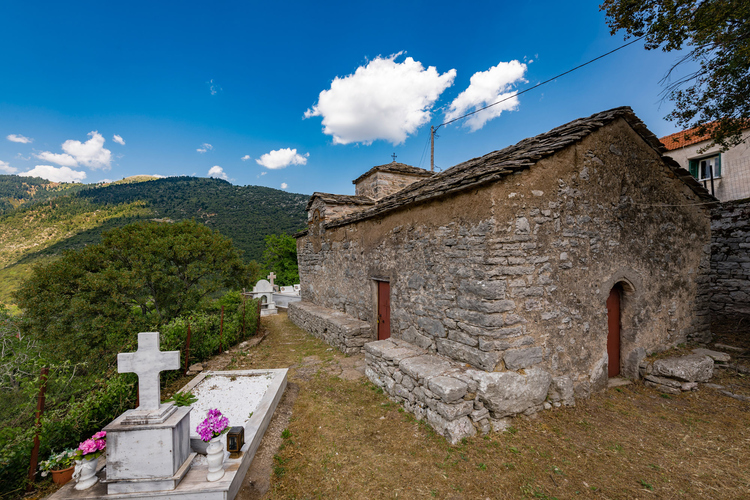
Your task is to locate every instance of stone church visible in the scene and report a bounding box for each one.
[289,107,715,442]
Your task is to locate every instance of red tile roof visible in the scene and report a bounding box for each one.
[659,124,715,151]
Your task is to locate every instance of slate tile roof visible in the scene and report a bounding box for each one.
[352,162,432,185]
[305,193,375,211]
[298,107,716,236]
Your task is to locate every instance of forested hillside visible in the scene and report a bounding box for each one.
[0,175,309,305]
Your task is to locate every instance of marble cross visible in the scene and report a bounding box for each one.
[267,272,276,286]
[118,332,180,411]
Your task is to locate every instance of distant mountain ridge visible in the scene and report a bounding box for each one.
[0,175,309,304]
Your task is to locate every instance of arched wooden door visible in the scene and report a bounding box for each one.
[606,286,621,377]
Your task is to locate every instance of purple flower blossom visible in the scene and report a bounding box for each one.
[196,408,230,442]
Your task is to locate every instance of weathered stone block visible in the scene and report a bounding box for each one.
[652,354,714,382]
[399,355,452,382]
[503,347,543,370]
[426,410,476,444]
[471,367,552,418]
[692,348,730,363]
[427,376,468,402]
[436,339,501,371]
[402,326,434,350]
[547,376,574,406]
[436,400,474,420]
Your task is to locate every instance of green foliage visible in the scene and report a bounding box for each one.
[13,220,250,373]
[261,233,299,286]
[165,391,198,407]
[601,0,750,151]
[0,296,261,496]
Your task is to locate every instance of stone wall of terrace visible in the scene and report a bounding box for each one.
[710,199,750,319]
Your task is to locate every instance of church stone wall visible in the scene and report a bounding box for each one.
[297,119,711,405]
[355,171,429,200]
[710,199,750,318]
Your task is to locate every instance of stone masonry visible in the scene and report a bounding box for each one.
[365,338,573,444]
[291,108,716,438]
[288,301,371,354]
[710,199,750,319]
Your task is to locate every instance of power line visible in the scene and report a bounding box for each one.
[429,35,646,171]
[437,36,646,130]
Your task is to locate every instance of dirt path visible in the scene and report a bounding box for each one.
[206,312,749,499]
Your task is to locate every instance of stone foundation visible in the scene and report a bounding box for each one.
[288,301,372,354]
[365,338,573,444]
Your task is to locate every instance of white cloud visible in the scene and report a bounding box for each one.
[197,143,213,153]
[35,151,78,167]
[256,148,309,169]
[19,165,86,183]
[445,60,527,132]
[304,53,456,145]
[207,165,228,180]
[35,131,112,170]
[280,183,288,189]
[208,79,222,95]
[257,171,267,178]
[241,155,251,161]
[7,134,32,144]
[0,160,17,174]
[113,134,125,145]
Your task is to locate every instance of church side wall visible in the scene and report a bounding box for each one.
[297,119,711,401]
[710,199,750,319]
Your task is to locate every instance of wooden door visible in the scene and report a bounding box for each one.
[606,286,621,377]
[377,281,391,340]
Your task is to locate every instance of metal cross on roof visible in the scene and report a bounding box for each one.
[118,332,180,411]
[391,153,397,163]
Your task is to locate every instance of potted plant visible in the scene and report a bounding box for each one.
[196,409,230,481]
[39,448,77,485]
[72,431,106,490]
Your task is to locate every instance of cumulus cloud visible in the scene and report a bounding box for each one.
[35,151,78,167]
[241,155,251,161]
[0,160,17,174]
[280,183,288,189]
[304,53,456,145]
[7,134,32,144]
[445,60,527,132]
[35,131,112,170]
[256,148,309,169]
[113,134,125,145]
[197,143,213,153]
[19,165,86,183]
[208,165,228,180]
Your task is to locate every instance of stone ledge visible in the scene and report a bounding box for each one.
[365,338,557,444]
[288,301,372,354]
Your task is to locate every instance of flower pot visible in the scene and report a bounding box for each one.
[205,437,225,482]
[73,457,99,490]
[51,466,75,485]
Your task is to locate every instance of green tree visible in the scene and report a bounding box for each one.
[601,0,750,150]
[14,220,249,370]
[261,233,299,287]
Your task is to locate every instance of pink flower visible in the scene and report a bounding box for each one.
[78,439,98,455]
[92,431,106,440]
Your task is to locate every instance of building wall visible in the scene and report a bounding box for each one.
[664,129,750,202]
[307,198,370,222]
[710,199,750,318]
[298,119,711,398]
[355,171,430,200]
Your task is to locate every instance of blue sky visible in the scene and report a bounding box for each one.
[0,0,692,196]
